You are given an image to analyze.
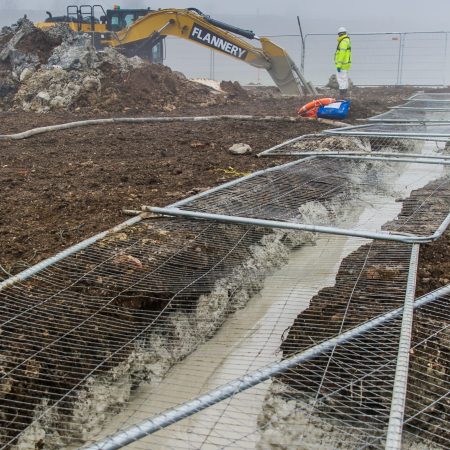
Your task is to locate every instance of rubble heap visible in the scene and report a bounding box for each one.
[0,18,62,105]
[0,19,223,113]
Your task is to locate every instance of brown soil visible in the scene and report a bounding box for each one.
[75,64,226,113]
[15,28,62,64]
[0,86,448,291]
[220,80,249,98]
[417,231,450,296]
[0,100,328,277]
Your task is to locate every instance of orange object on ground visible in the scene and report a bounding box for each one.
[297,98,336,117]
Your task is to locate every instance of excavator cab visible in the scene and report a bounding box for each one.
[105,7,152,32]
[63,5,154,33]
[104,7,165,63]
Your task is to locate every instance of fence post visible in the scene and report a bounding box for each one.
[302,34,309,75]
[297,16,306,74]
[443,32,448,86]
[396,33,403,85]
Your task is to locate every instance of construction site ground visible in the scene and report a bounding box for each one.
[1,17,449,448]
[0,85,448,295]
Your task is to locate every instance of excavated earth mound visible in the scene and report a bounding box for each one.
[14,27,61,64]
[220,80,249,99]
[0,19,222,113]
[82,64,224,113]
[0,19,62,107]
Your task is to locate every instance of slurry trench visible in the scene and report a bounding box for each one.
[83,141,443,449]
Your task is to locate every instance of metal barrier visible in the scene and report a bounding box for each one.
[3,109,450,449]
[303,31,450,87]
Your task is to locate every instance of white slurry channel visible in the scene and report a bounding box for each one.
[81,142,444,450]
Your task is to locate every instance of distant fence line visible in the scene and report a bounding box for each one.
[300,31,450,87]
[165,31,450,88]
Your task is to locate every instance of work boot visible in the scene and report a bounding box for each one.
[339,89,348,100]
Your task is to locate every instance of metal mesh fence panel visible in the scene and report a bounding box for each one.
[395,100,450,110]
[399,33,449,86]
[80,236,414,450]
[409,92,450,101]
[303,33,403,86]
[322,123,450,140]
[258,133,450,155]
[0,219,424,449]
[165,31,450,88]
[1,190,448,449]
[167,156,450,241]
[368,109,450,123]
[355,293,450,449]
[303,32,450,87]
[0,218,313,448]
[402,295,449,448]
[81,247,449,450]
[1,100,450,449]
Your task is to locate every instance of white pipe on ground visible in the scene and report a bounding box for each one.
[0,115,315,141]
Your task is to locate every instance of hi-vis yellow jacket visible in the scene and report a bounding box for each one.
[335,34,352,70]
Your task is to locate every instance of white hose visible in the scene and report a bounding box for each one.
[0,115,348,141]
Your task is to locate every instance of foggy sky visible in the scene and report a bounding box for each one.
[1,0,450,33]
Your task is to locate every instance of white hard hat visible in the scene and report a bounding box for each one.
[338,27,347,33]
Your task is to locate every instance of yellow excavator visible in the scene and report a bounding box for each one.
[36,5,316,96]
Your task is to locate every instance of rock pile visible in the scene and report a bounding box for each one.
[14,31,147,112]
[0,19,222,113]
[0,18,62,106]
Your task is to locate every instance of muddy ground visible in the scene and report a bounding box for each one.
[1,19,448,447]
[0,86,432,279]
[0,85,449,295]
[0,84,449,448]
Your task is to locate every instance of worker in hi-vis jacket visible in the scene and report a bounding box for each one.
[335,27,352,99]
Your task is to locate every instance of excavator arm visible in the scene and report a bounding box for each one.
[106,8,316,96]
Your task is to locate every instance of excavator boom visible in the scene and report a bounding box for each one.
[36,7,315,95]
[109,8,316,95]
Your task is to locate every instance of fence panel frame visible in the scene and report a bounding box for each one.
[302,31,450,87]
